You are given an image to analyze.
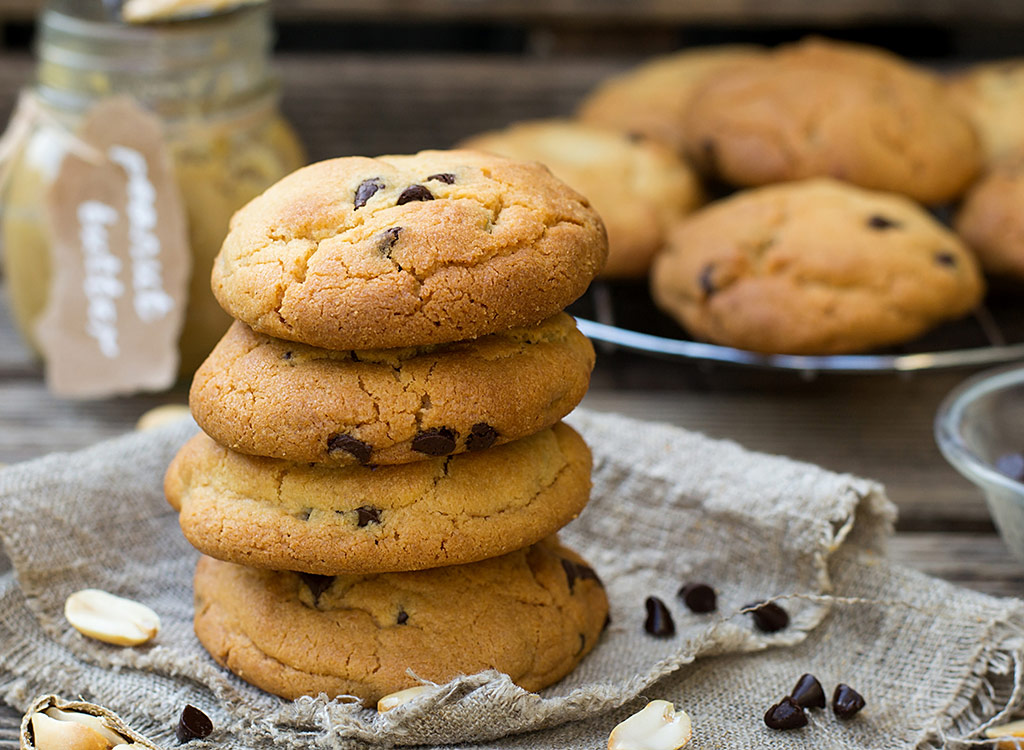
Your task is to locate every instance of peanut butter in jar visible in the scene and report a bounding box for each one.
[0,0,305,392]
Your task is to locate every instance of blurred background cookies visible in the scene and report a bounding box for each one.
[461,119,702,277]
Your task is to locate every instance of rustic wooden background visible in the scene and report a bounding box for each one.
[1,1,1023,592]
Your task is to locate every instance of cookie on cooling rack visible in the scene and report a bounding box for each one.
[651,179,985,355]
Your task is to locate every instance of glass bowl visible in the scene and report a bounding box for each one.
[935,364,1024,563]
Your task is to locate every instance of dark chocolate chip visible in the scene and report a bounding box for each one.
[355,506,382,527]
[281,350,293,360]
[175,704,213,743]
[561,558,601,593]
[411,427,457,456]
[466,422,498,451]
[426,172,455,184]
[327,433,372,465]
[699,264,716,297]
[298,573,334,602]
[644,596,675,637]
[996,452,1024,482]
[764,696,808,730]
[397,184,434,205]
[867,214,901,230]
[935,251,958,267]
[354,177,384,209]
[678,582,717,613]
[746,601,789,632]
[790,673,826,710]
[377,227,402,257]
[396,610,408,625]
[832,684,865,719]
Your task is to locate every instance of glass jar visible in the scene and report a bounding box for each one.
[1,0,305,379]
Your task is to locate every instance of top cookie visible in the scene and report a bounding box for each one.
[682,38,980,204]
[212,150,608,350]
[461,119,702,278]
[651,179,985,355]
[946,59,1024,166]
[578,45,765,155]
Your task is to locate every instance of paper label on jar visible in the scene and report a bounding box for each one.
[36,97,190,398]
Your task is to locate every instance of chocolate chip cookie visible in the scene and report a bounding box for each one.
[955,160,1024,279]
[192,536,608,703]
[190,313,593,466]
[651,179,985,354]
[165,424,592,574]
[578,45,765,155]
[211,150,608,350]
[461,119,702,278]
[683,38,980,204]
[947,59,1024,166]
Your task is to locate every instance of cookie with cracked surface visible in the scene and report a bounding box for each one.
[190,313,594,466]
[461,119,702,278]
[165,423,592,574]
[947,59,1024,167]
[651,179,984,355]
[955,160,1024,280]
[682,38,980,204]
[192,537,608,703]
[577,45,765,155]
[211,150,608,350]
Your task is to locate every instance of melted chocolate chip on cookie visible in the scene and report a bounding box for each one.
[699,263,717,297]
[411,427,457,456]
[327,433,372,464]
[298,573,334,603]
[354,177,384,209]
[561,558,602,593]
[396,610,409,625]
[397,185,434,205]
[377,227,402,258]
[868,214,901,230]
[426,172,455,184]
[355,506,382,527]
[466,422,499,451]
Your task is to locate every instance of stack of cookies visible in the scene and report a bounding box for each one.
[164,150,611,704]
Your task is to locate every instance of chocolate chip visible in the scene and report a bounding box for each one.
[354,177,384,209]
[561,558,601,593]
[175,704,213,743]
[296,508,312,521]
[426,172,455,184]
[377,226,402,258]
[281,350,293,360]
[644,596,675,637]
[396,610,408,625]
[298,573,334,601]
[995,452,1024,482]
[832,684,865,719]
[935,251,957,267]
[397,184,434,205]
[327,433,372,465]
[867,214,901,230]
[678,582,717,613]
[411,427,457,456]
[355,506,381,527]
[764,696,808,730]
[790,673,826,709]
[466,422,498,451]
[698,264,716,297]
[746,601,789,632]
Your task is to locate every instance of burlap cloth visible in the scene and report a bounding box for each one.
[0,409,1021,749]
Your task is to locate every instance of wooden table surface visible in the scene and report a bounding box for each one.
[1,38,1023,742]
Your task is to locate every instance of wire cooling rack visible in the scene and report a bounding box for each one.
[568,281,1024,374]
